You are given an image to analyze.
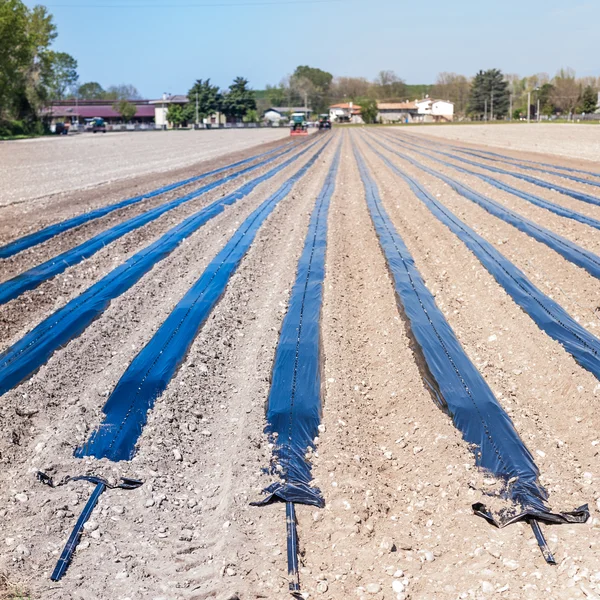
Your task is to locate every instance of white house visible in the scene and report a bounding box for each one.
[329,102,363,123]
[150,94,189,128]
[415,98,454,122]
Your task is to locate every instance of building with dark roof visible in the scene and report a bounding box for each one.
[43,99,156,126]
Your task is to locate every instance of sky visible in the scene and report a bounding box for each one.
[25,0,600,99]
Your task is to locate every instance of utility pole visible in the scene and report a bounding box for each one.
[490,89,494,122]
[537,98,541,122]
[484,98,487,121]
[527,91,531,123]
[195,91,199,127]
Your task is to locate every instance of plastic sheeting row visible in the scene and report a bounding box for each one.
[353,140,587,529]
[397,132,600,208]
[455,147,600,188]
[386,133,600,233]
[0,140,302,305]
[0,141,291,259]
[76,140,331,461]
[252,145,341,509]
[0,138,323,398]
[367,134,600,389]
[376,133,600,282]
[448,144,600,180]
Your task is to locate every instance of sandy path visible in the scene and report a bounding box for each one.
[0,129,290,207]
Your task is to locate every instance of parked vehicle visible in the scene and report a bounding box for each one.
[86,117,107,133]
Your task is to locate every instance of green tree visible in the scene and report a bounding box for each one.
[467,68,510,119]
[221,76,256,122]
[184,78,221,124]
[357,97,378,124]
[580,86,597,113]
[265,83,286,106]
[242,109,259,123]
[166,103,186,128]
[47,51,78,100]
[0,0,34,118]
[78,81,105,99]
[291,65,333,112]
[537,82,555,116]
[113,99,137,122]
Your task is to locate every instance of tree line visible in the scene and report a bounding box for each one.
[166,77,257,127]
[432,68,598,120]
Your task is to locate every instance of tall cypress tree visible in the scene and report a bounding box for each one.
[468,69,510,119]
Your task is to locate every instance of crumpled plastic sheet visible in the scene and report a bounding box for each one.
[375,133,600,280]
[251,145,341,510]
[396,132,600,207]
[353,141,588,527]
[383,133,600,232]
[369,134,600,385]
[0,138,322,398]
[76,139,330,462]
[0,141,292,260]
[0,141,303,305]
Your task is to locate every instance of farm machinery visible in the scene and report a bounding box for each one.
[290,112,308,136]
[318,113,331,130]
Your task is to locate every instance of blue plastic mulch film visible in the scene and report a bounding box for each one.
[380,132,600,233]
[0,139,306,306]
[365,134,600,396]
[249,141,340,594]
[394,132,600,208]
[0,137,324,398]
[75,138,331,462]
[252,144,341,510]
[454,147,600,188]
[447,143,600,180]
[375,131,600,281]
[0,140,292,259]
[352,140,588,562]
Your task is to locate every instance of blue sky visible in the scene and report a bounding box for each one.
[28,0,599,98]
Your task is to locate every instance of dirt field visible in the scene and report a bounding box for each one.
[0,128,289,207]
[2,126,600,600]
[407,123,600,163]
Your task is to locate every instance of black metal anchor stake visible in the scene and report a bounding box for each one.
[37,472,143,582]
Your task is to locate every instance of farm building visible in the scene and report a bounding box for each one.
[329,102,363,123]
[43,99,156,126]
[377,99,454,124]
[150,94,227,128]
[415,98,454,122]
[377,102,419,123]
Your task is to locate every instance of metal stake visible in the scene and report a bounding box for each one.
[286,502,301,593]
[530,519,556,565]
